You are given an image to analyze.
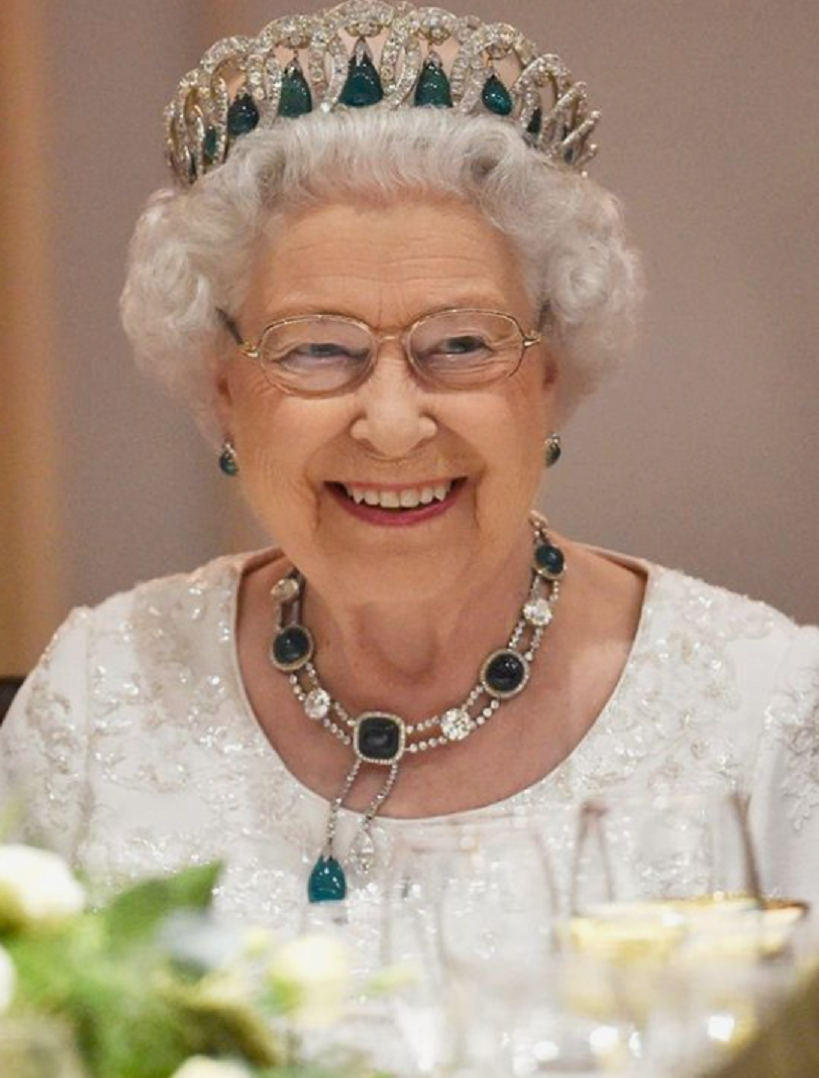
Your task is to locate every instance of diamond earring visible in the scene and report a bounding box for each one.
[218,440,239,476]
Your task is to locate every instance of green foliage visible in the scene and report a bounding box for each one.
[3,864,256,1078]
[1,859,386,1078]
[101,863,223,952]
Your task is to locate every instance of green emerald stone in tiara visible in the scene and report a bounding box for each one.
[164,0,601,188]
[339,39,385,107]
[481,72,513,117]
[227,93,261,137]
[414,53,453,108]
[279,58,314,117]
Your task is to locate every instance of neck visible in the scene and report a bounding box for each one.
[299,526,537,720]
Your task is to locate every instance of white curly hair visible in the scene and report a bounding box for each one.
[121,108,643,444]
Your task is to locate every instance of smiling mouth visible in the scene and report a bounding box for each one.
[329,478,465,511]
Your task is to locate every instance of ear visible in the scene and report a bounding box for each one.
[213,363,234,432]
[543,352,558,388]
[540,342,560,395]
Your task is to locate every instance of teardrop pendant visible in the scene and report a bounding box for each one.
[227,93,260,137]
[202,125,219,166]
[340,38,384,107]
[414,53,452,108]
[279,58,313,118]
[308,855,347,903]
[348,829,377,877]
[481,72,513,117]
[526,106,543,137]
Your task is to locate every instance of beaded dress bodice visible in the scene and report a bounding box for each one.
[2,549,819,953]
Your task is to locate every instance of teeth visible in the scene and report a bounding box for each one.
[342,481,454,509]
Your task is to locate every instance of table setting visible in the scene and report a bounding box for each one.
[0,790,814,1078]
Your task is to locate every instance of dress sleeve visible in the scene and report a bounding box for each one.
[0,608,92,860]
[749,624,819,907]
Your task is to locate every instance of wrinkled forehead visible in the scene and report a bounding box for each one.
[242,196,532,324]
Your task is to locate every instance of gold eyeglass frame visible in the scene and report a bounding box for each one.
[218,308,543,398]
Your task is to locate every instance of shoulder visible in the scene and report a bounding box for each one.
[647,560,819,774]
[582,544,811,692]
[3,550,277,735]
[82,550,255,635]
[640,558,808,667]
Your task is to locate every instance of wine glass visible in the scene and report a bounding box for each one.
[382,813,560,1075]
[569,790,763,965]
[642,957,799,1078]
[563,788,774,1072]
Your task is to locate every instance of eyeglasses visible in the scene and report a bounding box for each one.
[219,308,542,397]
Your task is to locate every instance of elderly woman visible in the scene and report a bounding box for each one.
[1,1,818,933]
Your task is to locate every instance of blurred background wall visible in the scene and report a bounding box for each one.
[1,0,817,673]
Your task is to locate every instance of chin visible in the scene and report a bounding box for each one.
[311,529,476,604]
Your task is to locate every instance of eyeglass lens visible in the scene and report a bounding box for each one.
[257,311,526,394]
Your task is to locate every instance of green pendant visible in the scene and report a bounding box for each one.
[279,60,313,118]
[482,73,513,117]
[526,107,543,137]
[340,39,384,107]
[227,93,260,137]
[308,856,347,903]
[414,56,452,108]
[202,125,218,166]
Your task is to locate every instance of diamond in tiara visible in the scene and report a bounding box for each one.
[165,0,600,188]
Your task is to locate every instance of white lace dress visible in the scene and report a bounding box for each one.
[2,549,818,948]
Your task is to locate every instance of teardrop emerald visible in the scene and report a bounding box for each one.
[481,73,513,117]
[340,43,384,107]
[308,856,347,902]
[227,93,260,137]
[279,61,313,118]
[202,126,218,166]
[414,58,453,108]
[526,107,543,137]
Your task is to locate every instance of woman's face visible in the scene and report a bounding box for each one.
[218,195,558,603]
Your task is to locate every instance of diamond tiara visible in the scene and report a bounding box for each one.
[165,0,600,188]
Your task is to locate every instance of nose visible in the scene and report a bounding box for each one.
[349,344,438,458]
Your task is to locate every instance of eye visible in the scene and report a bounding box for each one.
[277,342,369,368]
[437,335,492,355]
[420,334,496,365]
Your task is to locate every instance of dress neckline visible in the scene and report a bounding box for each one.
[224,544,660,825]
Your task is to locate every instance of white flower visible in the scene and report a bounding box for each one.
[0,845,85,930]
[0,943,16,1013]
[170,1058,251,1078]
[270,934,351,1028]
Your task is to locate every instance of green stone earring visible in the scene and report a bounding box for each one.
[219,440,239,477]
[545,432,562,468]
